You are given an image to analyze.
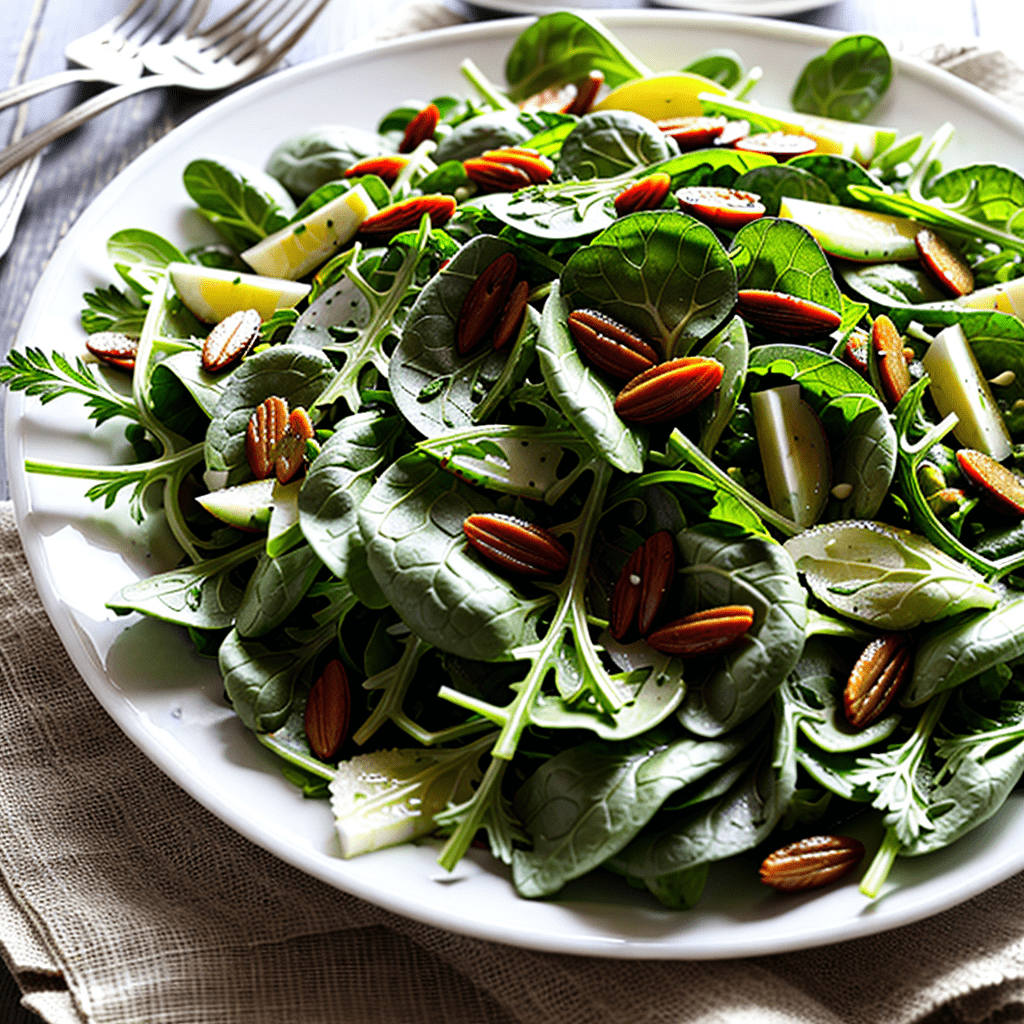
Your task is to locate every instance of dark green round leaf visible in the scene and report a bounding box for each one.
[555,111,675,182]
[791,34,892,123]
[733,164,837,217]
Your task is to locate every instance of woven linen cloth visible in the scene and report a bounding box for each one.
[4,10,1024,1024]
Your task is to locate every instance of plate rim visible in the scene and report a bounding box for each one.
[7,11,1024,960]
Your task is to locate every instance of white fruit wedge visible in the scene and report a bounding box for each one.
[779,197,920,262]
[168,262,310,323]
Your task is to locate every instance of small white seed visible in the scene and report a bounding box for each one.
[831,483,854,500]
[990,370,1017,387]
[629,573,642,586]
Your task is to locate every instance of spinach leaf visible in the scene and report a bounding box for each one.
[537,281,645,474]
[787,153,884,207]
[697,315,748,456]
[235,544,323,639]
[561,210,737,359]
[791,34,892,122]
[433,111,533,163]
[924,163,1024,236]
[389,235,535,438]
[733,165,837,217]
[503,11,651,103]
[907,594,1024,706]
[729,218,843,312]
[183,157,295,250]
[358,453,537,662]
[555,111,674,182]
[107,228,190,300]
[107,539,262,628]
[298,410,402,583]
[511,726,753,898]
[156,350,225,418]
[839,262,947,308]
[204,344,335,485]
[683,49,744,88]
[784,521,999,629]
[265,125,391,199]
[676,526,808,737]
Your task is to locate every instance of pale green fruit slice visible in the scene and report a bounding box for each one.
[779,197,919,262]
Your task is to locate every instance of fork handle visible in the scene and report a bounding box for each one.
[0,76,171,180]
[0,68,120,116]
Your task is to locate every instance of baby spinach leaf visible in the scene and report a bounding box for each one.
[156,350,225,418]
[235,544,323,639]
[561,210,737,359]
[433,111,533,163]
[265,125,391,199]
[729,218,842,312]
[107,539,262,628]
[733,165,837,217]
[358,453,537,662]
[537,281,645,474]
[204,344,335,485]
[107,228,192,300]
[697,315,748,456]
[924,163,1024,235]
[389,235,533,438]
[839,262,947,308]
[907,594,1024,706]
[787,153,883,207]
[503,11,651,103]
[298,410,402,584]
[555,111,674,182]
[183,157,295,250]
[784,521,999,629]
[676,526,808,736]
[511,726,752,898]
[791,34,892,123]
[683,49,744,88]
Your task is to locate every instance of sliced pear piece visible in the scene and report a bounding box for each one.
[197,478,276,530]
[920,323,1012,460]
[592,72,727,120]
[168,262,310,323]
[698,93,897,162]
[957,277,1024,318]
[241,184,376,280]
[779,197,919,262]
[267,479,304,557]
[752,384,831,529]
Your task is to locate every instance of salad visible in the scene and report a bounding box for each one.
[6,11,1024,912]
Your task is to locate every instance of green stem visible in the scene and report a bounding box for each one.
[860,826,901,898]
[666,429,800,538]
[460,58,517,112]
[731,65,762,102]
[437,687,507,728]
[351,636,429,746]
[436,756,507,872]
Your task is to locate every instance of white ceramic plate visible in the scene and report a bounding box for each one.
[472,1,840,16]
[8,13,1024,960]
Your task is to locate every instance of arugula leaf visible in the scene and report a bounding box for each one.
[791,34,892,122]
[80,284,148,336]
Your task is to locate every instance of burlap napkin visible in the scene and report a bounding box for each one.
[4,8,1024,1023]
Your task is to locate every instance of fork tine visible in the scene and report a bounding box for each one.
[221,0,328,66]
[258,0,331,69]
[189,0,266,41]
[208,0,292,60]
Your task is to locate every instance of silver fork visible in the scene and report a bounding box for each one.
[0,0,209,257]
[0,0,331,198]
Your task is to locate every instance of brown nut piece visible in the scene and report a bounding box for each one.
[872,314,912,405]
[614,173,672,217]
[656,115,727,150]
[614,357,724,424]
[399,103,440,154]
[202,308,261,373]
[305,659,351,762]
[845,634,912,728]
[246,396,289,480]
[492,279,530,351]
[608,531,676,641]
[645,604,754,656]
[86,330,139,371]
[957,448,1024,516]
[344,155,410,185]
[480,147,554,184]
[734,132,817,159]
[916,228,974,298]
[676,186,765,229]
[275,407,315,484]
[609,544,644,642]
[464,158,532,193]
[760,836,865,892]
[844,329,869,375]
[455,252,518,356]
[463,513,569,576]
[735,289,843,337]
[568,308,658,380]
[358,195,457,239]
[562,70,604,116]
